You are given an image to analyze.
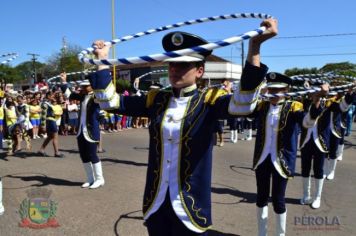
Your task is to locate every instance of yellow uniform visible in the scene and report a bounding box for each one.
[52,105,63,126]
[29,105,41,119]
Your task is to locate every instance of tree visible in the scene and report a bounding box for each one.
[284,67,319,76]
[0,64,22,84]
[284,62,356,85]
[15,61,46,82]
[44,43,95,82]
[319,62,356,77]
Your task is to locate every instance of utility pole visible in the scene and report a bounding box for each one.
[230,47,233,79]
[62,36,67,54]
[27,53,40,84]
[61,36,68,71]
[111,0,117,87]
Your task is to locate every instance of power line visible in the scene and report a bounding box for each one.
[263,52,356,58]
[275,33,356,39]
[221,52,356,59]
[208,32,356,42]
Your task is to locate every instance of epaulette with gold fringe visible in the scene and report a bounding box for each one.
[291,101,304,112]
[145,89,161,108]
[204,88,228,105]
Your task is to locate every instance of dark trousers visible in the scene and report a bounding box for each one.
[255,156,288,214]
[228,118,238,130]
[301,139,325,179]
[214,120,224,134]
[339,128,345,145]
[244,119,252,129]
[146,192,208,236]
[77,133,99,164]
[237,118,244,133]
[329,134,340,159]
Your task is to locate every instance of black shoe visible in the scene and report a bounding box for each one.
[54,153,65,158]
[37,151,49,157]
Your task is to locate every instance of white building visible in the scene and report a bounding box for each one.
[203,61,242,82]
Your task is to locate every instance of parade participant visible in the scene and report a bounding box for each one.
[300,86,355,209]
[345,95,356,136]
[37,93,65,158]
[226,80,238,143]
[0,177,4,215]
[251,72,328,236]
[29,99,42,139]
[323,91,343,180]
[242,117,253,141]
[89,18,277,236]
[228,116,238,143]
[337,108,347,161]
[60,74,104,189]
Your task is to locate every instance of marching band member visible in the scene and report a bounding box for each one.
[89,18,278,236]
[60,74,104,189]
[337,106,347,161]
[324,91,344,180]
[251,72,328,236]
[300,85,355,209]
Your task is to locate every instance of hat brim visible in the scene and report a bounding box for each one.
[267,83,289,88]
[164,55,203,62]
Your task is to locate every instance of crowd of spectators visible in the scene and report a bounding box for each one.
[0,82,150,155]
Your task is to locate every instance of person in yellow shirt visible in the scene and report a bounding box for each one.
[4,98,18,155]
[52,101,63,128]
[5,100,17,127]
[38,94,65,158]
[0,98,4,150]
[29,99,42,139]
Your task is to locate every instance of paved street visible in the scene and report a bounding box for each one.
[0,127,355,236]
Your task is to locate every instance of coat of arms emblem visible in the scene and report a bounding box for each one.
[19,188,59,228]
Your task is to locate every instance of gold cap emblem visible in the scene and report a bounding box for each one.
[172,32,184,46]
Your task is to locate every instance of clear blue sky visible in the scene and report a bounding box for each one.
[1,0,355,73]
